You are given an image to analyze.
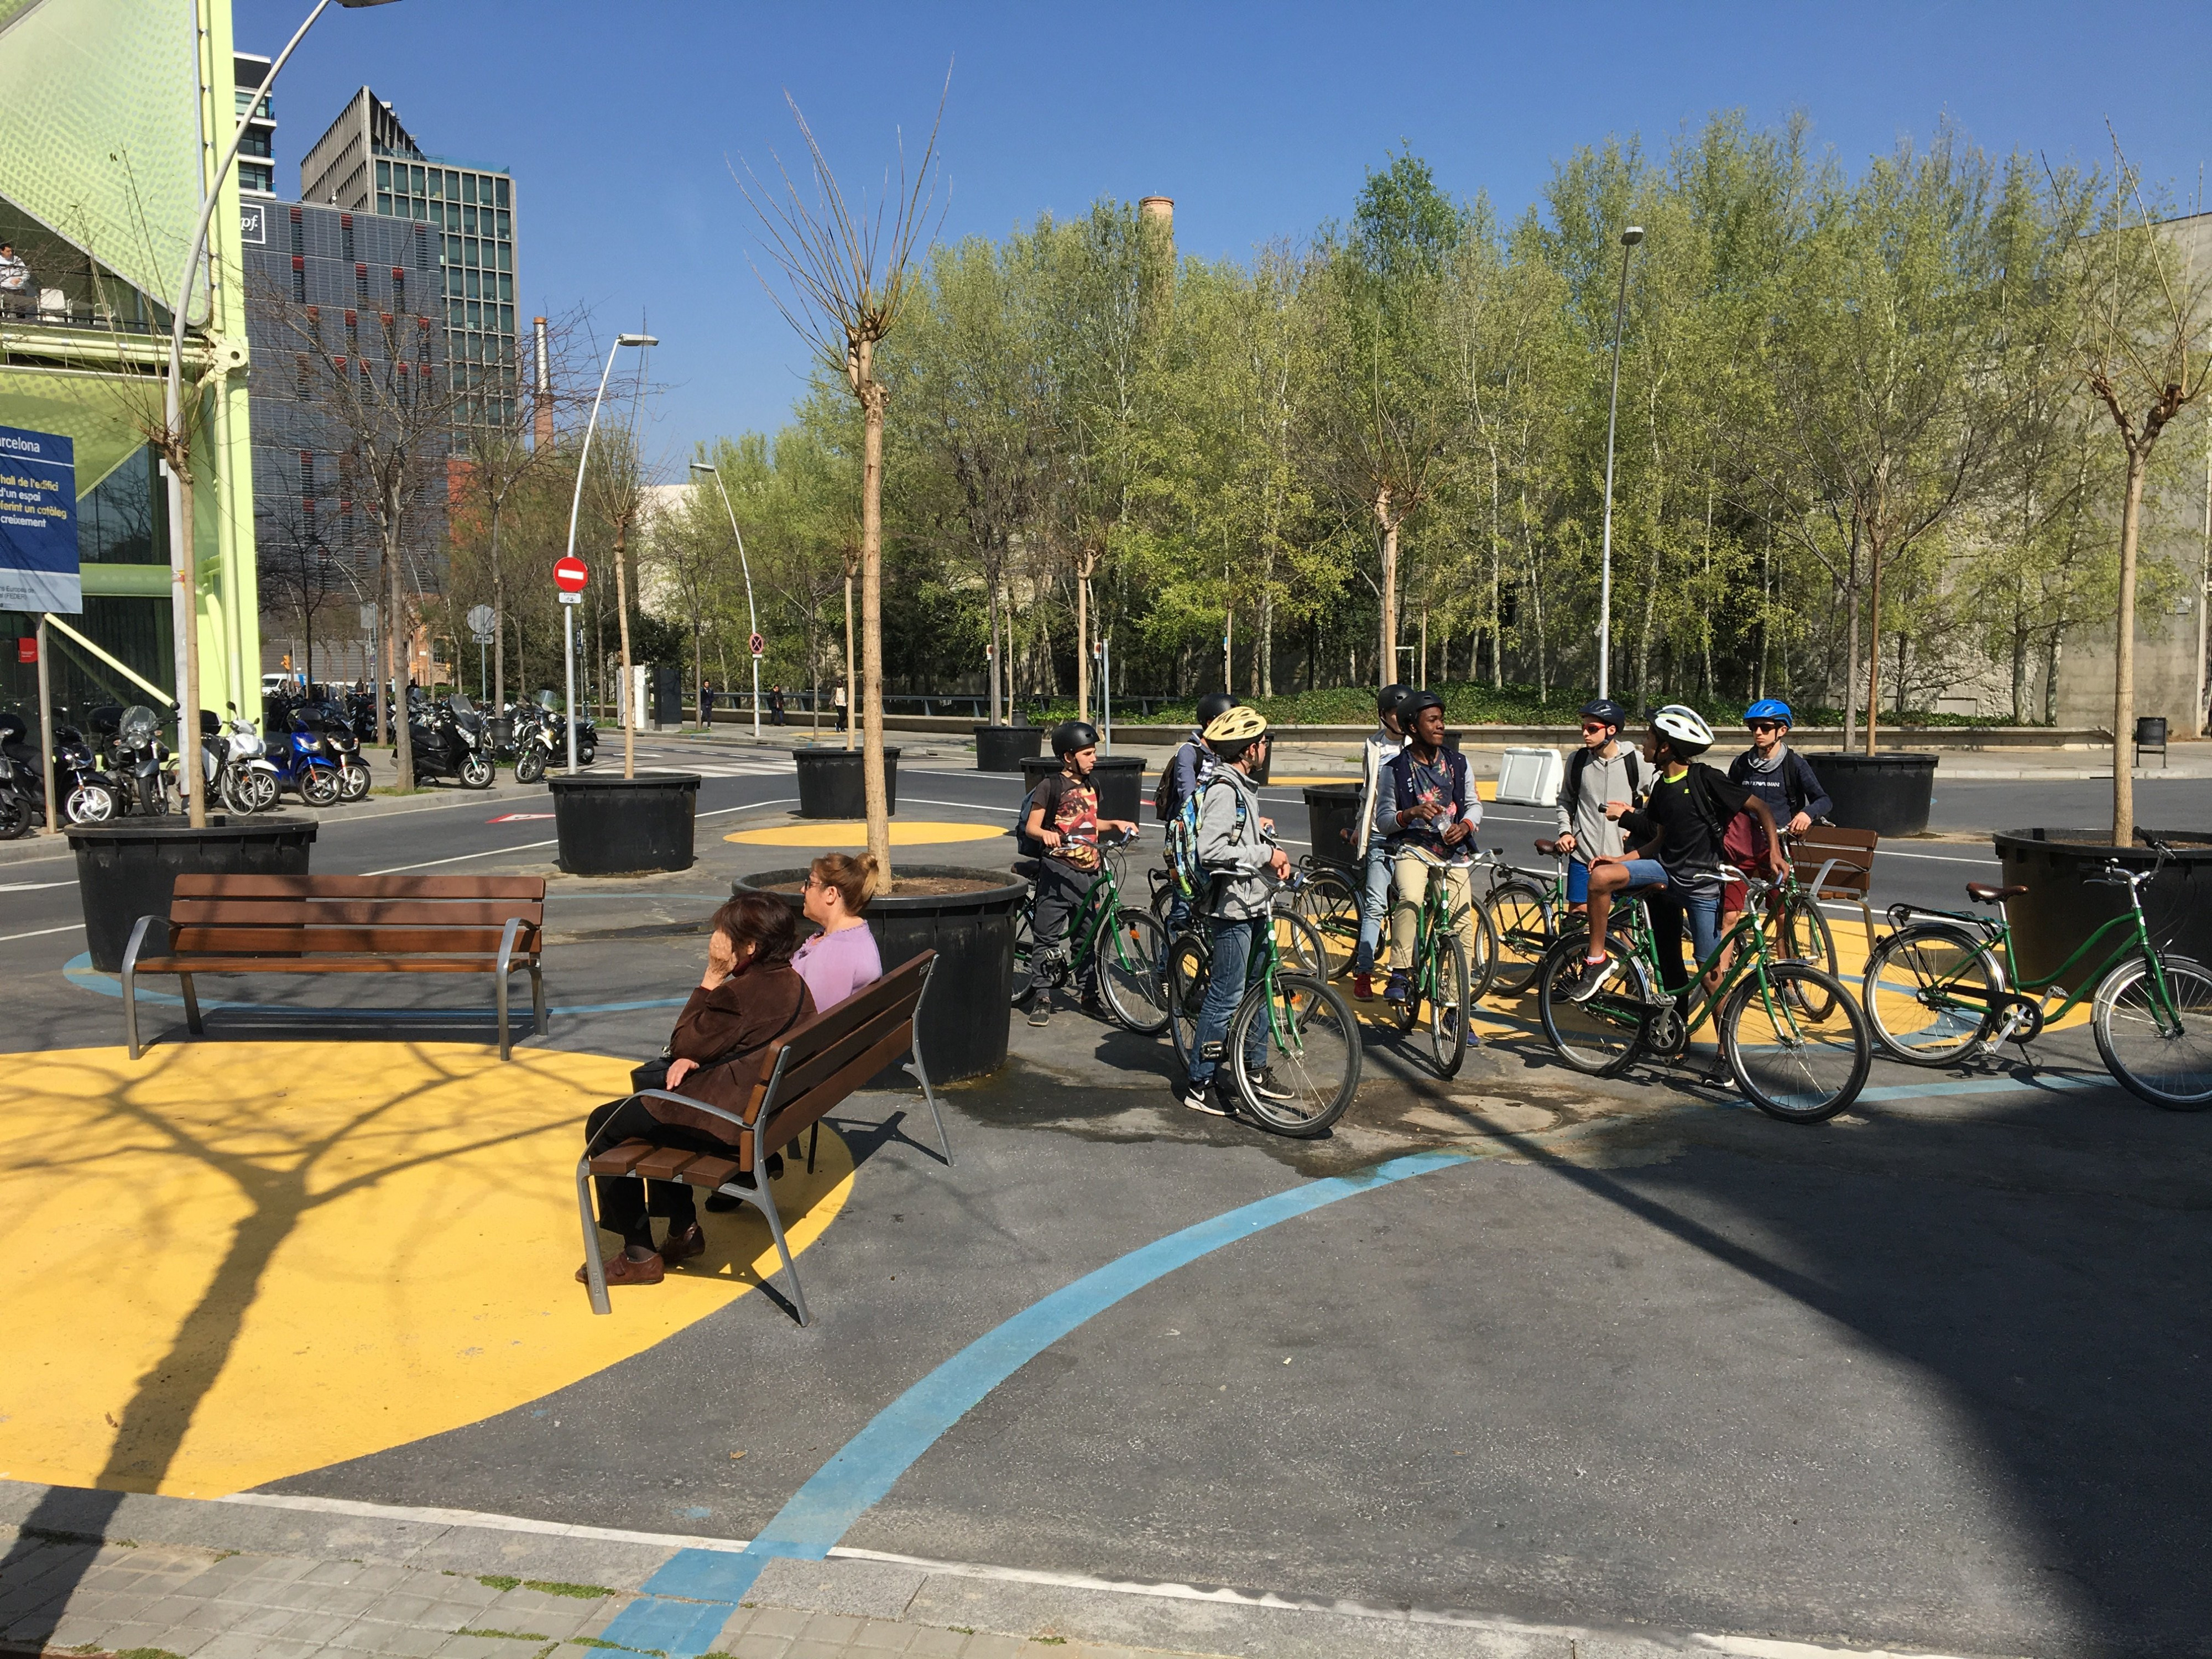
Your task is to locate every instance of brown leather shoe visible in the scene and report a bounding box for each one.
[659,1223,706,1265]
[576,1250,664,1286]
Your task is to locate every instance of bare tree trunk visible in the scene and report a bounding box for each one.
[388,539,415,788]
[1075,552,1092,721]
[490,503,505,714]
[986,571,1003,725]
[614,514,636,779]
[1840,522,1863,752]
[176,469,205,825]
[2112,446,2150,846]
[1488,445,1503,690]
[1864,541,1886,758]
[858,363,891,883]
[1374,486,1396,690]
[842,559,857,753]
[1418,603,1428,690]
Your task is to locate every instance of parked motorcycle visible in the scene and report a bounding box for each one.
[0,711,43,837]
[408,692,494,789]
[295,700,371,801]
[90,705,173,817]
[51,722,118,823]
[268,711,344,806]
[206,707,280,813]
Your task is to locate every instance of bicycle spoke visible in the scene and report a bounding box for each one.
[1098,910,1171,1035]
[2094,957,2212,1110]
[1232,973,1361,1137]
[1862,927,1997,1065]
[1724,963,1869,1123]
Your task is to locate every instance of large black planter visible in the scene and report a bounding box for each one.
[793,747,900,819]
[68,815,318,972]
[1303,782,1366,872]
[973,724,1041,773]
[735,863,1028,1082]
[1807,751,1938,836]
[1018,756,1147,825]
[549,772,700,874]
[1992,829,2212,983]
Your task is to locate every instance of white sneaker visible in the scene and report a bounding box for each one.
[1181,1079,1230,1117]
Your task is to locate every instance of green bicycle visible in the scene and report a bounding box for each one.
[1381,845,1491,1077]
[1011,832,1171,1035]
[1535,864,1870,1124]
[1166,871,1364,1136]
[1861,837,2212,1109]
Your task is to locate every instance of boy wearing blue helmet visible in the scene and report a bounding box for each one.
[1728,700,1830,836]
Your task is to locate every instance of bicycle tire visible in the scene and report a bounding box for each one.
[1459,890,1500,1003]
[1292,868,1362,979]
[1383,898,1421,1032]
[1166,930,1210,1070]
[1230,972,1361,1137]
[1097,909,1172,1036]
[1775,893,1840,1017]
[1720,961,1869,1124]
[1428,931,1470,1078]
[1274,910,1332,983]
[1010,894,1036,998]
[2091,953,2212,1111]
[1535,933,1651,1077]
[1485,877,1553,996]
[1861,925,2000,1067]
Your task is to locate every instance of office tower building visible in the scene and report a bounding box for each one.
[234,52,277,199]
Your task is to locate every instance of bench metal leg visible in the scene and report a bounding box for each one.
[911,1041,953,1167]
[495,972,512,1062]
[122,962,140,1060]
[576,1159,611,1316]
[735,1175,810,1327]
[180,974,202,1035]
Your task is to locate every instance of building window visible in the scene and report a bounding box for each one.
[355,263,369,305]
[341,215,354,262]
[296,354,309,399]
[494,178,509,207]
[498,273,513,302]
[462,174,478,205]
[291,258,305,304]
[377,192,391,215]
[377,160,391,189]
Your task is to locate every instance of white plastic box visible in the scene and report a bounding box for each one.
[1494,745,1564,807]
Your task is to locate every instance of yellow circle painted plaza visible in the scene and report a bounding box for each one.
[725,819,1006,847]
[0,1043,852,1499]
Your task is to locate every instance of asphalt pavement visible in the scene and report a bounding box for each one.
[6,737,2210,1658]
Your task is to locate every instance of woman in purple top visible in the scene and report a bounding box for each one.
[792,852,883,1010]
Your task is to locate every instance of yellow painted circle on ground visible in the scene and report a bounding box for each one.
[725,819,1006,847]
[0,1044,853,1498]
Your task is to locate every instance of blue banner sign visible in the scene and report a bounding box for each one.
[0,424,80,614]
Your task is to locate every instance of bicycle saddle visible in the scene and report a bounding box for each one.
[1966,882,2028,904]
[1535,837,1566,857]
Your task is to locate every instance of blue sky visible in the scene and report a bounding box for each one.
[237,1,2212,463]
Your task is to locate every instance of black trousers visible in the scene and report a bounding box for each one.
[1026,861,1100,993]
[585,1095,737,1245]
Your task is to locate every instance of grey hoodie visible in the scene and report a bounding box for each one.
[1197,762,1279,921]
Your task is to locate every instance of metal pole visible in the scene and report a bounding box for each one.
[1099,637,1111,756]
[694,463,761,740]
[562,339,629,772]
[1595,228,1641,702]
[35,615,57,836]
[562,602,576,772]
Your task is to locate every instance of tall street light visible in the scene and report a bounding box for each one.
[561,332,657,771]
[690,460,761,739]
[1595,224,1644,703]
[160,0,401,825]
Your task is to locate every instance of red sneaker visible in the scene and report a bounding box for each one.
[1354,972,1375,1000]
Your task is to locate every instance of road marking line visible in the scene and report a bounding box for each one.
[358,799,799,874]
[216,1491,753,1553]
[0,922,82,942]
[0,879,74,890]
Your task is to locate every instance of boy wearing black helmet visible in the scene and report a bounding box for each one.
[1020,719,1136,1024]
[1349,684,1411,998]
[1377,690,1483,1009]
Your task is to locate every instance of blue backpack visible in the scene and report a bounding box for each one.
[1165,776,1246,902]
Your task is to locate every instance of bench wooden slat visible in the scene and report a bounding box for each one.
[631,1145,702,1182]
[677,1154,742,1189]
[167,925,530,956]
[1790,826,1879,899]
[170,899,544,927]
[764,1022,915,1146]
[172,874,546,900]
[135,954,529,974]
[757,960,930,1101]
[769,989,925,1107]
[588,1140,658,1177]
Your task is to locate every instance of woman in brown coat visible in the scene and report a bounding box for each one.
[577,891,815,1286]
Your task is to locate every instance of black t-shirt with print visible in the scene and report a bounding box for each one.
[1632,764,1751,895]
[1035,770,1101,872]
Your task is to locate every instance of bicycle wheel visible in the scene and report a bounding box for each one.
[1458,890,1500,1003]
[1166,930,1211,1070]
[1097,909,1171,1036]
[1720,961,1870,1124]
[1230,972,1361,1137]
[1776,892,1838,975]
[1427,931,1470,1079]
[1273,910,1332,982]
[1010,894,1036,999]
[1535,934,1650,1077]
[1383,899,1421,1032]
[1861,925,1999,1066]
[2092,954,2212,1111]
[1485,877,1553,997]
[1292,868,1362,979]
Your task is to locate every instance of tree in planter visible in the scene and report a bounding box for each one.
[585,418,656,778]
[742,84,945,883]
[2073,139,2212,844]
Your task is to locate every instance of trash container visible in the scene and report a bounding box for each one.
[794,747,900,818]
[549,773,700,874]
[974,724,1042,773]
[1020,757,1146,825]
[1303,783,1365,871]
[69,815,319,973]
[1807,752,1938,837]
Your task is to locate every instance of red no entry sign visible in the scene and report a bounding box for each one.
[553,555,588,593]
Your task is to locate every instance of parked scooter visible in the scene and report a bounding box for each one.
[206,707,280,813]
[51,722,118,823]
[268,710,344,806]
[89,705,173,817]
[408,692,494,789]
[294,700,371,801]
[0,711,43,837]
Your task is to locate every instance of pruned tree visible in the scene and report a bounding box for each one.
[740,76,946,884]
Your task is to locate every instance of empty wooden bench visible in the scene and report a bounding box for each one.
[578,950,947,1326]
[1787,825,1881,968]
[120,874,546,1060]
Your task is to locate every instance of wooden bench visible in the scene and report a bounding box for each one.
[1787,825,1881,965]
[578,951,946,1326]
[120,875,546,1061]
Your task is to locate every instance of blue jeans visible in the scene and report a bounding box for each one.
[1614,862,1721,994]
[1352,841,1391,973]
[1188,914,1270,1089]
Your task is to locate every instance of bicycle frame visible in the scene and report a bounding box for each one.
[1888,888,2177,1031]
[1609,878,1793,1040]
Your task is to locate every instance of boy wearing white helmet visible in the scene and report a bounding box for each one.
[1565,705,1784,1004]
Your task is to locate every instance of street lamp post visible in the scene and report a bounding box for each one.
[1595,225,1644,703]
[561,332,657,771]
[690,461,762,739]
[159,0,400,826]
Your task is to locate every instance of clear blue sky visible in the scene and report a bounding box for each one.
[237,0,2211,464]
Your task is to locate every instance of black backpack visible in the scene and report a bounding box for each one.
[1014,781,1047,857]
